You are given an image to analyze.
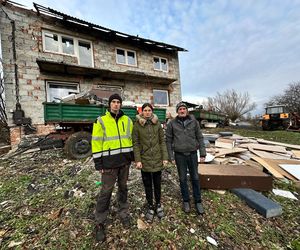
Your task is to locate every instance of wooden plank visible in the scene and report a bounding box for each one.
[198,164,273,191]
[214,148,248,157]
[249,148,291,160]
[245,160,264,171]
[279,164,300,180]
[215,138,235,149]
[239,143,287,154]
[257,139,300,150]
[260,159,299,181]
[0,145,11,155]
[292,150,300,158]
[251,156,284,179]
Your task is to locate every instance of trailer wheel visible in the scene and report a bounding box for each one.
[64,131,92,159]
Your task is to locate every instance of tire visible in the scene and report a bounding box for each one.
[262,120,270,131]
[64,131,92,159]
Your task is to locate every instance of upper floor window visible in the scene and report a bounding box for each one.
[42,30,93,67]
[116,48,137,66]
[153,56,168,72]
[153,89,169,106]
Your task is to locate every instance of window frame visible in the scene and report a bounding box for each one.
[153,56,168,72]
[42,30,94,67]
[153,89,169,106]
[46,81,79,102]
[115,47,137,67]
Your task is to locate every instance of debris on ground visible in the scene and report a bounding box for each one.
[0,129,299,248]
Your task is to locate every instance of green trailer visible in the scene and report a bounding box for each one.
[43,102,166,159]
[189,108,227,127]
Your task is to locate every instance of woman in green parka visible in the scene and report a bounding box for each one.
[132,103,168,222]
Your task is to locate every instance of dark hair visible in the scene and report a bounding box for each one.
[142,103,153,111]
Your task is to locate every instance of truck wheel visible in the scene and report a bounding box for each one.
[262,121,270,131]
[64,131,92,159]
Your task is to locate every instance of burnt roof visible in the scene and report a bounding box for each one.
[33,3,187,53]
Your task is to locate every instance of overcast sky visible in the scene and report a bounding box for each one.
[16,0,300,114]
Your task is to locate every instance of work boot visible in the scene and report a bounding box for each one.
[156,204,165,219]
[121,216,131,229]
[145,207,155,223]
[95,224,106,242]
[195,203,204,215]
[183,201,191,213]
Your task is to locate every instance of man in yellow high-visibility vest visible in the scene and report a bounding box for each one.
[92,93,133,242]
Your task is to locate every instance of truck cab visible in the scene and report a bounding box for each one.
[262,105,290,130]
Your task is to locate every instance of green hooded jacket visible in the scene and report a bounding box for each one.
[132,114,168,172]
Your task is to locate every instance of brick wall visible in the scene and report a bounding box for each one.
[1,3,182,145]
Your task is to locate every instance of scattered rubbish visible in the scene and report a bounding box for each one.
[47,207,64,220]
[190,228,195,233]
[201,153,215,163]
[72,189,85,198]
[0,229,7,237]
[8,241,24,248]
[95,181,102,187]
[210,189,226,195]
[272,189,298,200]
[206,236,218,246]
[137,219,148,230]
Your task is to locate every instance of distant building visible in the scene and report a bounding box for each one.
[0,1,186,145]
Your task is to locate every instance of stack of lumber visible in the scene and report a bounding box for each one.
[202,133,300,183]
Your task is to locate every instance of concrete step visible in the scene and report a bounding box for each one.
[232,188,282,218]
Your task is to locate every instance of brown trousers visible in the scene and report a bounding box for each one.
[95,165,129,225]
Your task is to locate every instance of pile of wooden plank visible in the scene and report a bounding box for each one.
[199,133,300,190]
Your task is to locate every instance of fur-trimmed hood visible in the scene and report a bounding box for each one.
[136,113,159,127]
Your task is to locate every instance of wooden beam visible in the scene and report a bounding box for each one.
[239,143,287,154]
[257,139,300,150]
[214,148,248,158]
[251,156,284,179]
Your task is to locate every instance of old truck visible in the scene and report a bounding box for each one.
[261,105,300,131]
[43,102,166,159]
[261,105,290,130]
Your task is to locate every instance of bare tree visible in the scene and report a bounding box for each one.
[208,89,256,121]
[266,82,300,114]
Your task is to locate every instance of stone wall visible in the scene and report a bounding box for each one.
[0,3,183,145]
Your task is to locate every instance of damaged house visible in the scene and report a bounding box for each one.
[0,1,186,147]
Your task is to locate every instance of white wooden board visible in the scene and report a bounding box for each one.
[279,164,300,180]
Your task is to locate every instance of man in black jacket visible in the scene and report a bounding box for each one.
[166,102,206,215]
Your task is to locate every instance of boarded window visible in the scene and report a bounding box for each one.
[153,90,169,106]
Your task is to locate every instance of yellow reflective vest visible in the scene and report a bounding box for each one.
[92,110,133,170]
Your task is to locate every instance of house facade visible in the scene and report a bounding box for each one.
[0,1,185,146]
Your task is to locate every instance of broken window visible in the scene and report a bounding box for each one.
[42,30,93,67]
[78,41,92,67]
[116,48,137,66]
[153,56,168,72]
[153,89,169,106]
[47,81,79,102]
[62,36,74,55]
[116,49,126,64]
[44,32,59,52]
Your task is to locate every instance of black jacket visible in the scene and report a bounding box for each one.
[166,115,206,161]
